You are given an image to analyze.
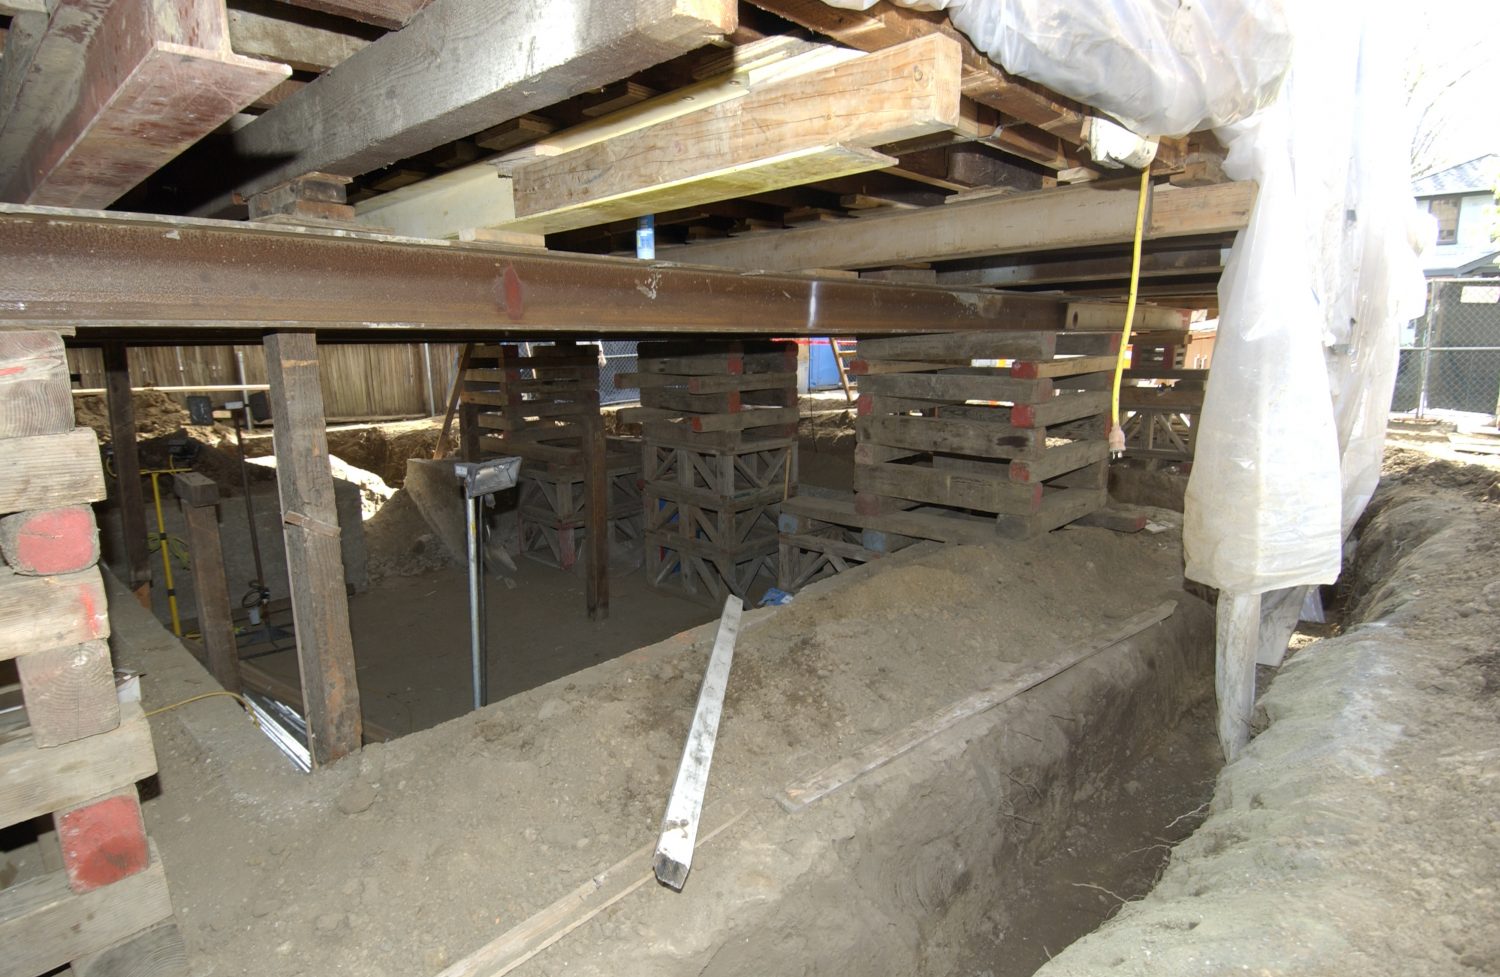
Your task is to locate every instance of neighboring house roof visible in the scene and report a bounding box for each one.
[1412,154,1499,198]
[1421,244,1500,277]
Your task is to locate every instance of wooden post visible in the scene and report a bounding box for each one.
[1215,590,1261,761]
[263,332,362,765]
[102,343,151,606]
[174,473,241,693]
[581,390,608,621]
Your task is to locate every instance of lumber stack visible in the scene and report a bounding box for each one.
[0,330,189,976]
[621,340,798,606]
[849,330,1119,540]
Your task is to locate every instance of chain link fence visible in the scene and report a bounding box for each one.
[597,340,639,406]
[1393,277,1500,420]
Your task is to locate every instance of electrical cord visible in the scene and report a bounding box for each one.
[143,690,260,728]
[1109,166,1152,457]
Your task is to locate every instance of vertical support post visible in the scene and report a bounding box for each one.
[263,332,362,765]
[174,473,241,693]
[103,342,151,606]
[466,492,487,709]
[1215,590,1261,762]
[582,390,609,621]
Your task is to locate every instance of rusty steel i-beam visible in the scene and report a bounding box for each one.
[0,206,1068,339]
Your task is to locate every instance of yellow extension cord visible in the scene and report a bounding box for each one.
[144,690,260,728]
[1109,166,1152,456]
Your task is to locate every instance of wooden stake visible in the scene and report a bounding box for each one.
[175,473,241,693]
[582,390,609,621]
[264,332,362,765]
[103,342,151,605]
[1215,590,1261,761]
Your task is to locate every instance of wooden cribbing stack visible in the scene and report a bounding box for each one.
[0,330,189,976]
[619,340,798,607]
[517,441,643,572]
[460,341,613,617]
[777,329,1120,591]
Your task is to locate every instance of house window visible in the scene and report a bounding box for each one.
[1427,195,1461,245]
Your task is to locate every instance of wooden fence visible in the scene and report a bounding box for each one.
[67,342,466,422]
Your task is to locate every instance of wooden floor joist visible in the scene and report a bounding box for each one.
[0,0,290,208]
[223,0,737,199]
[666,179,1257,272]
[506,35,962,234]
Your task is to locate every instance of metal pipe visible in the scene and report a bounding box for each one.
[466,492,487,710]
[71,383,272,395]
[421,343,437,417]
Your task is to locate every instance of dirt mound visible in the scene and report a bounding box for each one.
[75,390,196,442]
[1383,444,1500,501]
[129,431,276,491]
[325,420,442,488]
[363,488,456,579]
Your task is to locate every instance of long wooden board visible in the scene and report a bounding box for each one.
[0,0,288,207]
[668,180,1257,272]
[507,36,962,233]
[780,600,1178,811]
[225,0,736,198]
[854,461,1040,514]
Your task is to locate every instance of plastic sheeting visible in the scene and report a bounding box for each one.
[813,0,1292,136]
[815,0,1427,597]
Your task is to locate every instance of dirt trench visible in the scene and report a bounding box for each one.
[1034,471,1500,976]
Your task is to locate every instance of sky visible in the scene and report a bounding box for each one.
[1402,0,1500,176]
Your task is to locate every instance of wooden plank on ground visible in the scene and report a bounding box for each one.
[0,847,173,977]
[507,36,961,233]
[265,332,361,765]
[668,179,1256,272]
[224,0,736,199]
[0,428,105,514]
[436,813,746,977]
[0,0,289,207]
[780,600,1178,811]
[0,567,110,660]
[0,330,72,438]
[0,700,154,830]
[654,595,742,890]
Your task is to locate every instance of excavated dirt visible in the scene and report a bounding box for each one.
[122,511,1211,977]
[1036,442,1500,976]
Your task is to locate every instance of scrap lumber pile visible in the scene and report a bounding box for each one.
[0,330,189,976]
[621,340,798,606]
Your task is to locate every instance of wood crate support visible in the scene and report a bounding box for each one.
[634,340,797,606]
[465,342,614,617]
[174,472,241,693]
[0,328,187,976]
[517,446,643,574]
[846,330,1115,544]
[264,331,362,765]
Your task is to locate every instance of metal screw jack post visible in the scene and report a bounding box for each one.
[453,457,521,710]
